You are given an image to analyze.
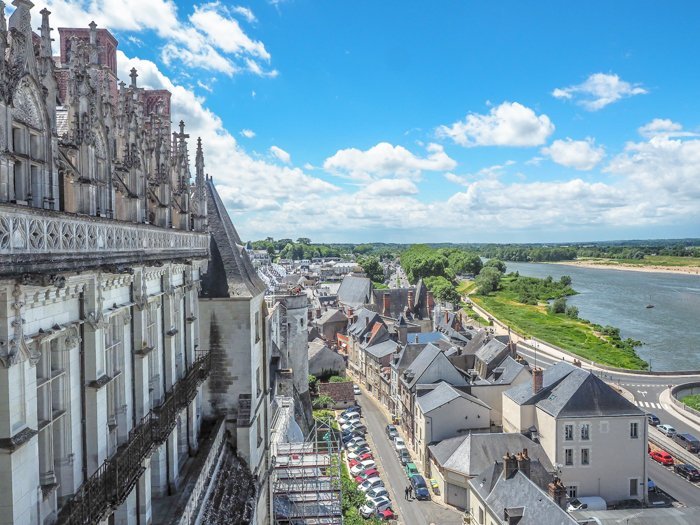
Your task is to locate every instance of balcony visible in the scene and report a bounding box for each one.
[56,351,211,525]
[0,203,209,275]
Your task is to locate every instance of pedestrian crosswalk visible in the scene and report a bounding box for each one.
[634,400,669,411]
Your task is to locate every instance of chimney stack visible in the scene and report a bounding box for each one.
[315,307,322,319]
[427,290,435,313]
[444,310,450,325]
[516,449,531,479]
[548,477,567,509]
[503,452,518,479]
[532,367,543,394]
[407,289,415,312]
[347,307,354,318]
[383,292,391,317]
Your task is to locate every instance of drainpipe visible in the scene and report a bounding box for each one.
[79,291,88,483]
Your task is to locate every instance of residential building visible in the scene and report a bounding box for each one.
[345,307,384,379]
[312,307,347,343]
[469,356,530,426]
[337,275,372,308]
[365,339,400,398]
[502,362,648,505]
[308,338,346,378]
[414,382,490,467]
[318,381,355,410]
[428,433,553,511]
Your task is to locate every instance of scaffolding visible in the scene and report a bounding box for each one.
[272,420,343,525]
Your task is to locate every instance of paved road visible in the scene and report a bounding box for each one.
[517,343,700,505]
[357,392,463,525]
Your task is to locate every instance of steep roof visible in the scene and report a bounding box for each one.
[348,308,381,338]
[308,338,331,360]
[318,381,354,404]
[316,308,347,325]
[416,381,490,414]
[338,275,372,307]
[430,432,553,476]
[475,338,508,366]
[202,180,266,298]
[401,343,441,389]
[505,362,643,418]
[472,356,526,386]
[366,339,399,359]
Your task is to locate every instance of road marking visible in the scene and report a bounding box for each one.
[637,390,648,398]
[662,403,671,411]
[637,401,662,409]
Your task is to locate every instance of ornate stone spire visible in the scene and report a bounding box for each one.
[0,2,7,99]
[129,67,138,88]
[8,0,38,76]
[193,137,208,231]
[88,21,98,65]
[39,8,52,59]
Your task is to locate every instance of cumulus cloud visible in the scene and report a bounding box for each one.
[270,145,292,164]
[39,0,273,77]
[636,118,698,139]
[363,179,419,196]
[541,138,605,171]
[436,102,554,147]
[323,142,456,181]
[552,73,647,111]
[232,6,257,23]
[240,129,256,138]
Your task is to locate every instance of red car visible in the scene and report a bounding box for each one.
[359,452,374,461]
[650,449,674,466]
[378,508,396,521]
[355,468,379,483]
[348,459,360,468]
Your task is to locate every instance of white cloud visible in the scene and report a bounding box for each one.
[363,179,419,196]
[232,6,257,23]
[541,138,605,171]
[436,102,554,147]
[240,129,256,138]
[636,118,697,139]
[552,73,647,111]
[39,0,273,77]
[270,145,291,164]
[323,142,456,181]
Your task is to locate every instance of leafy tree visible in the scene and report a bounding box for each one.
[566,305,579,319]
[296,237,311,245]
[308,374,318,393]
[485,259,507,273]
[357,255,384,283]
[313,394,334,408]
[475,267,502,294]
[329,375,351,383]
[424,275,460,304]
[548,297,567,314]
[560,275,572,286]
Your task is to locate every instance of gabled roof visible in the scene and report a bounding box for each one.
[472,356,526,386]
[401,343,441,388]
[348,308,382,338]
[416,381,490,414]
[308,338,331,360]
[318,381,354,404]
[202,179,266,298]
[430,432,553,477]
[505,362,643,418]
[316,308,347,325]
[475,338,508,366]
[366,339,400,359]
[338,275,372,307]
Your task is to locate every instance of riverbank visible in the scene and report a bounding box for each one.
[549,258,700,276]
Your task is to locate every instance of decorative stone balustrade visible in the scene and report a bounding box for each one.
[0,204,209,275]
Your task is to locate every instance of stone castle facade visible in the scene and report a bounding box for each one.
[0,2,306,524]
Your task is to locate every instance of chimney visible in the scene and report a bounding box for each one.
[502,452,517,479]
[398,325,407,346]
[548,477,567,509]
[532,367,543,394]
[347,307,354,318]
[516,449,531,479]
[365,317,369,327]
[444,310,450,325]
[407,289,415,312]
[315,307,321,319]
[383,292,391,316]
[307,310,313,322]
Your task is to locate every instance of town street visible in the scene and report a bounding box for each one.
[357,391,463,525]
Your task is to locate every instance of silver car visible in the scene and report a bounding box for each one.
[658,424,677,437]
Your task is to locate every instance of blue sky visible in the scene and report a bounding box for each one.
[33,1,700,243]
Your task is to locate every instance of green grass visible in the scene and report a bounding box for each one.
[461,304,490,326]
[372,281,389,289]
[456,280,476,295]
[681,394,700,411]
[472,278,648,370]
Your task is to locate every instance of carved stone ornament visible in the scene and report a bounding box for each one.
[64,326,82,349]
[19,273,66,288]
[0,284,39,367]
[12,81,43,129]
[121,309,132,326]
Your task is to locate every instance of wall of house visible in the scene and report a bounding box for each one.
[308,349,346,377]
[549,411,647,504]
[501,395,536,434]
[470,369,529,427]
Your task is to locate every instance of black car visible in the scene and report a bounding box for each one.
[410,474,431,500]
[673,433,700,453]
[674,463,700,481]
[647,413,660,426]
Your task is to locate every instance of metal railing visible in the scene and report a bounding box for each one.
[57,351,211,525]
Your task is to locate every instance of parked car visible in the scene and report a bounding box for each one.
[647,413,661,426]
[359,477,385,493]
[567,496,607,512]
[339,413,361,425]
[355,468,379,484]
[341,422,358,432]
[347,449,371,461]
[341,432,362,445]
[346,436,365,448]
[395,444,408,459]
[385,425,398,439]
[674,463,700,481]
[399,449,411,466]
[366,486,391,501]
[353,384,361,395]
[360,496,392,518]
[674,433,700,453]
[648,478,657,493]
[657,424,677,437]
[377,508,397,521]
[405,462,419,478]
[350,460,377,476]
[393,437,406,450]
[409,475,431,500]
[347,439,368,451]
[650,449,674,466]
[351,423,368,435]
[341,406,361,416]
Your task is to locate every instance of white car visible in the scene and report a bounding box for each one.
[338,413,361,425]
[658,424,677,437]
[393,437,405,451]
[353,384,361,395]
[346,436,365,447]
[360,496,392,518]
[359,477,385,493]
[366,486,390,501]
[350,460,376,476]
[341,422,359,432]
[347,439,368,452]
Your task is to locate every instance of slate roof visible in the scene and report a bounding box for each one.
[473,356,525,386]
[365,339,400,359]
[481,470,578,525]
[410,332,451,345]
[347,308,381,338]
[371,288,412,318]
[338,275,372,307]
[201,180,266,298]
[504,362,643,418]
[430,432,553,476]
[308,338,330,360]
[475,338,508,366]
[416,381,490,414]
[401,344,441,389]
[316,308,347,325]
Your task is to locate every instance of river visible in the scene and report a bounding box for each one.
[501,262,700,371]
